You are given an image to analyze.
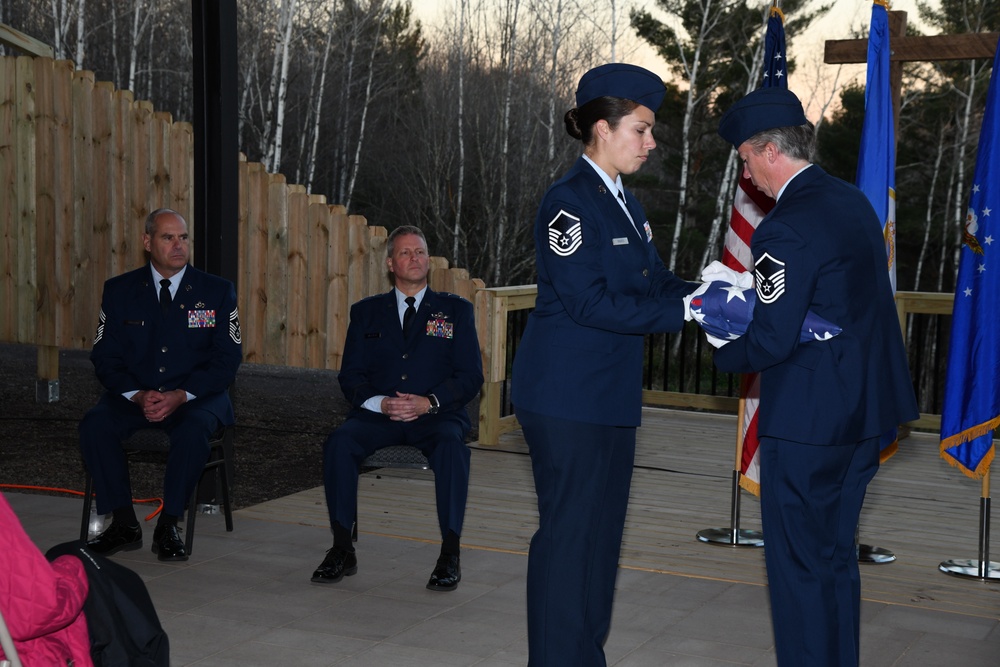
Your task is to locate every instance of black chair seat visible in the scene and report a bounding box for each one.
[353,445,431,540]
[79,426,234,555]
[362,445,430,470]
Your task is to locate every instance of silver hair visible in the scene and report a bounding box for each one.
[746,122,816,162]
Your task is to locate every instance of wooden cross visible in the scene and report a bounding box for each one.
[824,10,999,134]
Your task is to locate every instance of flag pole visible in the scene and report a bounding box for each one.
[696,394,764,547]
[939,465,999,580]
[854,0,903,566]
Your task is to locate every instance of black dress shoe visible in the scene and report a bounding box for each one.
[87,521,142,556]
[311,546,358,584]
[426,553,461,591]
[151,524,188,562]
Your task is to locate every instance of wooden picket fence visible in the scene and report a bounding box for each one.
[0,55,482,375]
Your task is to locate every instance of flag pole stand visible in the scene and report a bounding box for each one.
[697,397,764,547]
[696,469,764,547]
[939,470,1000,580]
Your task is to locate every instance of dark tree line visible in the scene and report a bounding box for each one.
[2,0,995,293]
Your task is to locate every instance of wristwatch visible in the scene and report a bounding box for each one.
[427,394,440,415]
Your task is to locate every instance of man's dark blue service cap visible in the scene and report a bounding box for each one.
[718,87,808,147]
[576,63,666,111]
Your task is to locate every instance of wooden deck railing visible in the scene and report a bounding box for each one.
[473,287,955,445]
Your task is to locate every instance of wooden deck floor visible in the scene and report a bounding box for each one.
[240,408,1000,621]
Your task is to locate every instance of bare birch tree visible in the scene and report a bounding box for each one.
[299,3,339,192]
[127,0,151,93]
[697,6,768,272]
[264,0,298,173]
[634,0,735,269]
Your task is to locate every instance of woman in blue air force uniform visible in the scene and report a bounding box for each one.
[511,63,698,667]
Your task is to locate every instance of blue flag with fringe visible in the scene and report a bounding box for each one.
[856,0,897,290]
[856,1,900,461]
[940,40,1000,479]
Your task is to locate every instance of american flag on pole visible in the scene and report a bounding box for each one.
[856,0,901,463]
[939,38,1000,479]
[722,5,786,495]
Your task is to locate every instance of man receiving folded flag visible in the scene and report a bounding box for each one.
[710,86,918,667]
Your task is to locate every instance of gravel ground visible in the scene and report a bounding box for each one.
[0,342,350,510]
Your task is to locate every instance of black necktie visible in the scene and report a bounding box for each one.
[160,279,172,315]
[402,296,416,336]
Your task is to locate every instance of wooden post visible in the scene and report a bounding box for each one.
[824,11,999,130]
[0,23,54,58]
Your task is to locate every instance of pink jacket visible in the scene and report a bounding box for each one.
[0,493,93,667]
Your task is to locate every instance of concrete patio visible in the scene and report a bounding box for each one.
[6,408,999,666]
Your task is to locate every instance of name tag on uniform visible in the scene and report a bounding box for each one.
[612,237,629,246]
[188,309,216,328]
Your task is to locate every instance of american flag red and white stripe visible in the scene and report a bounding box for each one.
[722,6,787,495]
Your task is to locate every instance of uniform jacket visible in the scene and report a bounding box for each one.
[338,288,483,426]
[512,156,696,427]
[90,263,242,424]
[714,165,919,444]
[0,493,93,667]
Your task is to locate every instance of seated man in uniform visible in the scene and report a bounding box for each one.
[311,225,483,591]
[79,208,242,562]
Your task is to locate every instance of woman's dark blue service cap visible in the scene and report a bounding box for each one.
[576,63,666,111]
[718,88,808,147]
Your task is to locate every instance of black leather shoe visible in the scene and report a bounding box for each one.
[426,553,461,591]
[151,524,188,562]
[311,546,358,584]
[87,521,142,556]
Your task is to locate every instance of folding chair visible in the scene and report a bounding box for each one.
[353,445,430,540]
[79,426,234,555]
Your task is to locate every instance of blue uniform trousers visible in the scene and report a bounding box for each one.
[79,395,219,517]
[322,414,471,540]
[759,436,880,667]
[517,407,637,667]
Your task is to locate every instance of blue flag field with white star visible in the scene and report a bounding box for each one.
[689,282,842,344]
[761,7,786,88]
[940,40,1000,479]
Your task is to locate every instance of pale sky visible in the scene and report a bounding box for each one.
[409,1,936,117]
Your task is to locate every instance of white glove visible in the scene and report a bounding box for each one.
[682,283,710,321]
[705,333,731,349]
[700,260,753,289]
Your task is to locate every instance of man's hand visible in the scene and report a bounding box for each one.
[132,389,187,422]
[381,392,433,422]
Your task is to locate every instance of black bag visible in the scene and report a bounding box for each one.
[46,541,169,667]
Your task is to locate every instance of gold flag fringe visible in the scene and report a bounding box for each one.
[879,440,898,464]
[738,476,760,497]
[939,415,1000,479]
